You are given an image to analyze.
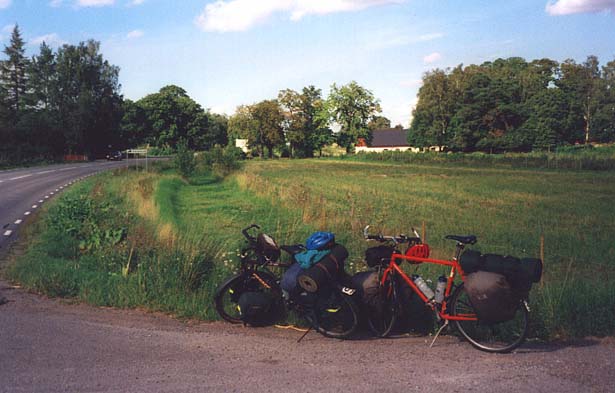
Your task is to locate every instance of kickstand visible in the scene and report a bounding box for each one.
[297,325,312,343]
[430,320,449,348]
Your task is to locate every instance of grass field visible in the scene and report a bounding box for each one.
[6,159,615,339]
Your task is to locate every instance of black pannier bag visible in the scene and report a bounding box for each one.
[464,271,520,324]
[298,244,349,293]
[365,245,395,267]
[459,249,483,274]
[237,291,277,326]
[351,270,381,312]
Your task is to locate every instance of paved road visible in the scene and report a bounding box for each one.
[0,160,148,255]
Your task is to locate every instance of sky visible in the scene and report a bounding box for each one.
[0,0,614,127]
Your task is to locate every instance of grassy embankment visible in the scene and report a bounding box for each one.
[5,158,615,339]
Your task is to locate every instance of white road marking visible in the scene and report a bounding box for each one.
[55,189,59,192]
[14,219,22,225]
[38,200,44,203]
[9,174,32,180]
[3,230,12,237]
[45,196,49,199]
[32,205,38,209]
[36,170,55,175]
[50,192,55,195]
[24,211,31,216]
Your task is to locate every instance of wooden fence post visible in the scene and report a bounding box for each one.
[540,234,545,289]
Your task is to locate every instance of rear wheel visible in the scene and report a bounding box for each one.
[366,275,398,337]
[214,271,279,324]
[450,283,529,353]
[311,290,359,339]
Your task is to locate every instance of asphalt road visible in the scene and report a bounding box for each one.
[0,159,148,255]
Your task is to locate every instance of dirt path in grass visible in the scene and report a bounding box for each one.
[1,280,614,393]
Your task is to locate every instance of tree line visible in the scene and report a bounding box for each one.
[409,56,615,152]
[0,25,123,162]
[0,25,385,163]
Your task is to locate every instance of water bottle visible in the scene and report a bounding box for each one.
[412,275,435,300]
[434,275,447,304]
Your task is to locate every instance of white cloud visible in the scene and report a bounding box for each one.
[423,52,442,64]
[126,29,144,39]
[0,0,11,9]
[49,0,63,7]
[31,33,66,47]
[546,0,615,15]
[76,0,115,7]
[196,0,404,32]
[128,0,145,6]
[2,24,15,33]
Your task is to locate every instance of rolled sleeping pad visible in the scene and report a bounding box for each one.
[520,258,543,283]
[458,249,483,274]
[298,244,349,293]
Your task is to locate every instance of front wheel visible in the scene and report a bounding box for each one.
[450,283,529,353]
[366,274,398,338]
[311,289,360,339]
[214,271,279,324]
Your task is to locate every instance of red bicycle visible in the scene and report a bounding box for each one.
[363,226,529,353]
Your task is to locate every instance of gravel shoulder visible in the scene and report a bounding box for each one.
[1,279,614,393]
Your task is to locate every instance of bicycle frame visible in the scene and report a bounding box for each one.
[380,252,478,322]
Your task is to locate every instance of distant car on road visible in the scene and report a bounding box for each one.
[106,151,123,161]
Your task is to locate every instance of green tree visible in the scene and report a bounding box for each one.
[54,40,122,156]
[1,25,29,123]
[557,56,603,144]
[137,85,208,150]
[278,85,331,157]
[251,99,284,158]
[326,81,381,153]
[28,42,56,110]
[368,115,391,131]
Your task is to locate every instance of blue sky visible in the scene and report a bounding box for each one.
[1,0,614,126]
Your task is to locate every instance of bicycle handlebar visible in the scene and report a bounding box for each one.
[241,224,260,243]
[363,225,421,244]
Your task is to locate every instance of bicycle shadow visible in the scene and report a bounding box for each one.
[509,338,602,354]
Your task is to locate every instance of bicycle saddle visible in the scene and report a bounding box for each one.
[444,235,477,245]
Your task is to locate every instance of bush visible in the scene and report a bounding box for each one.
[197,145,244,177]
[174,140,196,178]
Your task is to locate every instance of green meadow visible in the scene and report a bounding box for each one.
[6,159,615,339]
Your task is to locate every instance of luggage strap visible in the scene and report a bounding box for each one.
[316,254,340,279]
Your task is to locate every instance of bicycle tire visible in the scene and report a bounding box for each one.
[366,274,398,338]
[214,271,280,324]
[311,290,360,339]
[450,282,529,353]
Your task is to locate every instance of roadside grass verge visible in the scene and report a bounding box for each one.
[4,157,615,339]
[4,166,224,320]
